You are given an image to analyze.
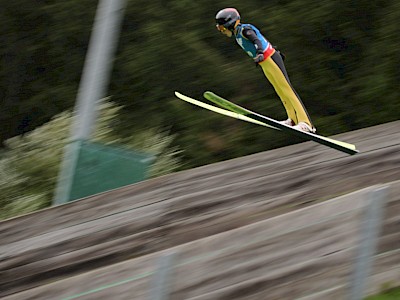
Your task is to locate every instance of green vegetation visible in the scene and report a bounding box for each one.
[0,100,182,220]
[1,0,399,168]
[365,287,400,300]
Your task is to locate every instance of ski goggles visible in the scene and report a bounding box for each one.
[216,24,228,32]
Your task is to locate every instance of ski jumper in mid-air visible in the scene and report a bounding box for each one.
[215,8,316,133]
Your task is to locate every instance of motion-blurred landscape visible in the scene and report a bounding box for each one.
[1,0,400,299]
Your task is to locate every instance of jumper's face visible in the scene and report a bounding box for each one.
[216,24,233,37]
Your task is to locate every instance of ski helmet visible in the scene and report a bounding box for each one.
[215,8,240,31]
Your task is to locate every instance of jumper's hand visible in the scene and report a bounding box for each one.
[253,53,264,65]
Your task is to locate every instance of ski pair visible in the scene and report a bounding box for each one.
[175,91,359,155]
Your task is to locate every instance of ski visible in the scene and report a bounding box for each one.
[175,91,277,129]
[175,91,359,155]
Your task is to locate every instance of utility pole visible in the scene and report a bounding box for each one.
[53,0,127,205]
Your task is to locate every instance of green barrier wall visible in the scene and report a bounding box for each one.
[69,141,154,201]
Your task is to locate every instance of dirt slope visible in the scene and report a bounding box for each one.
[1,121,399,299]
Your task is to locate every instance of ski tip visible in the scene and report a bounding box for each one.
[203,91,228,102]
[175,91,187,99]
[203,91,213,99]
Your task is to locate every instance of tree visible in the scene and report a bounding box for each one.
[0,99,183,220]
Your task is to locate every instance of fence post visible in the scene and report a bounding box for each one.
[151,250,177,300]
[349,186,387,300]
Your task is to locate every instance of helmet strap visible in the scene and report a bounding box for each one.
[233,20,240,33]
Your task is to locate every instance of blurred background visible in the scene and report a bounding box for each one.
[0,0,400,218]
[1,1,400,299]
[1,0,400,217]
[2,0,399,161]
